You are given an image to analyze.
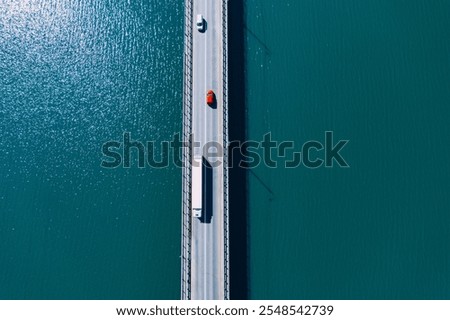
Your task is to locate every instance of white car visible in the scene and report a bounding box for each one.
[196,14,204,32]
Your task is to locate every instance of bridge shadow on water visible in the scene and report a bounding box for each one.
[228,0,249,300]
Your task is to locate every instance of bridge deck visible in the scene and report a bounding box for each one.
[181,0,229,300]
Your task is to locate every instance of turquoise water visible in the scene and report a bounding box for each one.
[0,1,183,299]
[245,0,450,299]
[1,0,450,300]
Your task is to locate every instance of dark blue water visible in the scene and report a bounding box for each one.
[244,0,450,299]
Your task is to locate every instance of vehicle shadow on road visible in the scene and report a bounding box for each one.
[200,157,213,224]
[228,0,249,300]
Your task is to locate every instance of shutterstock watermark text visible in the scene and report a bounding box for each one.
[101,131,349,169]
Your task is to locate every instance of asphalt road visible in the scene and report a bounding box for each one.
[190,0,226,300]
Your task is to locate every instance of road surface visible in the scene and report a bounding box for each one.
[190,0,226,300]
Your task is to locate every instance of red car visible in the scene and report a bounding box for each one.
[206,90,215,106]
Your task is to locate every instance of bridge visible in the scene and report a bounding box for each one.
[181,0,229,300]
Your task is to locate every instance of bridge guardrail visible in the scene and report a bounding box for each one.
[181,0,194,300]
[222,0,230,300]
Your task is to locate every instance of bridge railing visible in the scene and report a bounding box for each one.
[222,0,230,300]
[181,0,194,301]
